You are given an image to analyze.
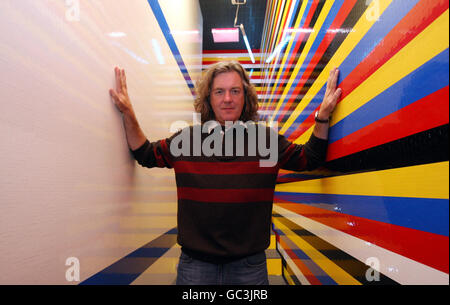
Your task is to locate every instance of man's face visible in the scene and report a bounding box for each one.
[209,71,245,124]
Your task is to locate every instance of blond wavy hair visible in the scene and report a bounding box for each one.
[194,61,259,123]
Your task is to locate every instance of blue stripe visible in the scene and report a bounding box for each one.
[328,48,449,143]
[273,0,345,122]
[146,0,195,95]
[80,227,176,285]
[283,0,420,137]
[127,247,170,258]
[275,192,449,236]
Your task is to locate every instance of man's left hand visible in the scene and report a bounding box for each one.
[318,67,341,120]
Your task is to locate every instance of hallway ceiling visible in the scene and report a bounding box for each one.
[199,0,267,51]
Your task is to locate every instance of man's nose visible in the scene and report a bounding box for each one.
[224,90,233,102]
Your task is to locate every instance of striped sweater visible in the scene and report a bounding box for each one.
[131,124,328,263]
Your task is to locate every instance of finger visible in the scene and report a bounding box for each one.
[119,69,125,92]
[329,68,338,92]
[121,69,127,91]
[325,67,336,98]
[326,68,334,92]
[333,68,340,84]
[332,88,342,104]
[116,67,123,94]
[109,89,119,102]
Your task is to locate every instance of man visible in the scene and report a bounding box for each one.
[109,61,341,285]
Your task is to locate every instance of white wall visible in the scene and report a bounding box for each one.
[0,0,202,284]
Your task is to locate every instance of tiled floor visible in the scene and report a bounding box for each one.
[82,228,286,285]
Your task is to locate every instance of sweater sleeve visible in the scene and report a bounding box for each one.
[130,137,174,169]
[278,133,328,171]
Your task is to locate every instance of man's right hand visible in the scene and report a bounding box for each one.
[109,67,147,150]
[110,67,133,114]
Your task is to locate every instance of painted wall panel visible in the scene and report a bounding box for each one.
[260,0,449,284]
[0,0,201,284]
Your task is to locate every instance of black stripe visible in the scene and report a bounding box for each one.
[175,173,278,189]
[179,198,274,206]
[326,124,449,173]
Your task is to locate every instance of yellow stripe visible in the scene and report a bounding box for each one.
[263,0,309,111]
[275,161,449,199]
[273,218,362,285]
[267,259,282,276]
[268,232,277,249]
[270,0,337,122]
[279,0,393,134]
[330,9,450,126]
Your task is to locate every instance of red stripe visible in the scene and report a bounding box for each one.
[276,201,449,274]
[287,0,448,141]
[178,187,274,203]
[276,0,357,124]
[276,177,307,183]
[153,144,164,167]
[279,144,309,171]
[327,86,449,161]
[160,139,172,167]
[297,147,307,170]
[279,143,296,167]
[174,161,278,175]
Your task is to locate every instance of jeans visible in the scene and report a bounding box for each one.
[176,250,269,285]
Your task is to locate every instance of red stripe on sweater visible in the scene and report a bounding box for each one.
[279,144,296,167]
[174,161,279,175]
[153,144,164,167]
[160,139,173,167]
[178,187,275,203]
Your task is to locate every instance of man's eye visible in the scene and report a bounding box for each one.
[232,89,241,95]
[214,90,223,95]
